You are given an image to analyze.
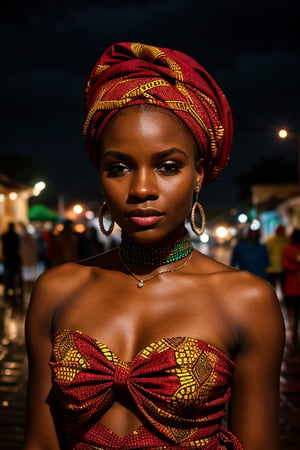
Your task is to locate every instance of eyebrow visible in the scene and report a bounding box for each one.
[153,148,189,160]
[102,147,189,161]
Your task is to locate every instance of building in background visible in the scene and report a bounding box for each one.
[251,183,299,238]
[0,174,35,235]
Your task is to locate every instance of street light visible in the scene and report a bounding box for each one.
[278,129,300,188]
[9,192,18,200]
[237,213,248,224]
[278,129,287,139]
[73,204,84,215]
[32,181,46,196]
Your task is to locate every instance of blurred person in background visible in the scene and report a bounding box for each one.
[266,224,288,296]
[19,222,39,285]
[52,219,79,266]
[1,222,23,309]
[41,223,55,269]
[86,226,105,257]
[230,227,269,280]
[282,228,300,343]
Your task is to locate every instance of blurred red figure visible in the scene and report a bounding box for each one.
[282,228,300,342]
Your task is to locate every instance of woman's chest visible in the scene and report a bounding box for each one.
[52,277,236,361]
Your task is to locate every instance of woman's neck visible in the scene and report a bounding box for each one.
[119,230,193,267]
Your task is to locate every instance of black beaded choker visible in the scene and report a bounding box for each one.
[119,231,193,267]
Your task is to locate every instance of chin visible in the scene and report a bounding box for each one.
[124,226,186,246]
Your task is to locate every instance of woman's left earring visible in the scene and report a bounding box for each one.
[190,186,206,236]
[98,202,114,236]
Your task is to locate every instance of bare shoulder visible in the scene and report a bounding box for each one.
[31,249,116,301]
[195,250,281,314]
[193,251,284,346]
[222,269,282,316]
[30,263,90,305]
[27,249,118,326]
[220,269,285,352]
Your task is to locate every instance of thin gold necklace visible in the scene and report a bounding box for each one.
[118,249,193,288]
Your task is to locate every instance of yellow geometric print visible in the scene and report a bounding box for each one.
[94,340,118,364]
[49,330,240,448]
[130,42,166,64]
[51,331,89,383]
[139,337,218,410]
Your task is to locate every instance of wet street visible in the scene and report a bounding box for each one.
[0,283,299,449]
[0,297,27,450]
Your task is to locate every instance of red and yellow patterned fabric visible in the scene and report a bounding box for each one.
[83,42,233,186]
[49,330,243,449]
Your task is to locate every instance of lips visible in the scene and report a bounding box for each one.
[127,209,164,227]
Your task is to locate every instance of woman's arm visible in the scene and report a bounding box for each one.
[24,272,62,450]
[228,275,285,450]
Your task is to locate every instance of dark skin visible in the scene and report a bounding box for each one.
[25,106,285,449]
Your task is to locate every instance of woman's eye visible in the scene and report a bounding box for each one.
[157,161,181,174]
[107,163,130,176]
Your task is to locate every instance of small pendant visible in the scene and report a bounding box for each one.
[138,280,144,288]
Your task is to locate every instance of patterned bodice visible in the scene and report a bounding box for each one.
[49,330,243,449]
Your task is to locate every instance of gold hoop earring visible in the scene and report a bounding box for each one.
[98,202,114,236]
[190,186,206,235]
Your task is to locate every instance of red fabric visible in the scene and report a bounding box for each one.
[83,42,233,186]
[49,330,242,449]
[283,243,300,296]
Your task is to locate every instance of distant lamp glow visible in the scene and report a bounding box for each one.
[35,181,46,191]
[237,213,248,223]
[73,204,83,215]
[54,223,64,235]
[215,226,228,239]
[9,192,18,200]
[85,210,95,220]
[250,219,261,231]
[33,181,46,196]
[200,232,209,243]
[27,224,35,234]
[228,227,238,237]
[0,194,5,202]
[74,223,86,234]
[278,129,288,139]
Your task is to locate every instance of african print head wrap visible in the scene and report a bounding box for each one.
[83,42,233,186]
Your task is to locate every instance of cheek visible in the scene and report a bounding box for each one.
[99,177,128,221]
[101,183,124,205]
[164,177,194,212]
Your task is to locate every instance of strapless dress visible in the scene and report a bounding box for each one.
[49,329,243,449]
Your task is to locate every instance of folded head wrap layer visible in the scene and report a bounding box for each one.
[83,42,233,186]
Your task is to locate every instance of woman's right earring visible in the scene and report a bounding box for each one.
[190,187,206,236]
[98,202,114,236]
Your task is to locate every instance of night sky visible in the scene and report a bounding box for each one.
[1,1,300,213]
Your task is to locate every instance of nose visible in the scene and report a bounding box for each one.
[128,168,159,201]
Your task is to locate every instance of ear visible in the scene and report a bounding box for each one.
[194,158,204,191]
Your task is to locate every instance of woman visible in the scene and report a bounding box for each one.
[25,43,285,449]
[282,228,300,343]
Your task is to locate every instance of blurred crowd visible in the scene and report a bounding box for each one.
[230,224,300,343]
[0,219,299,342]
[0,219,119,310]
